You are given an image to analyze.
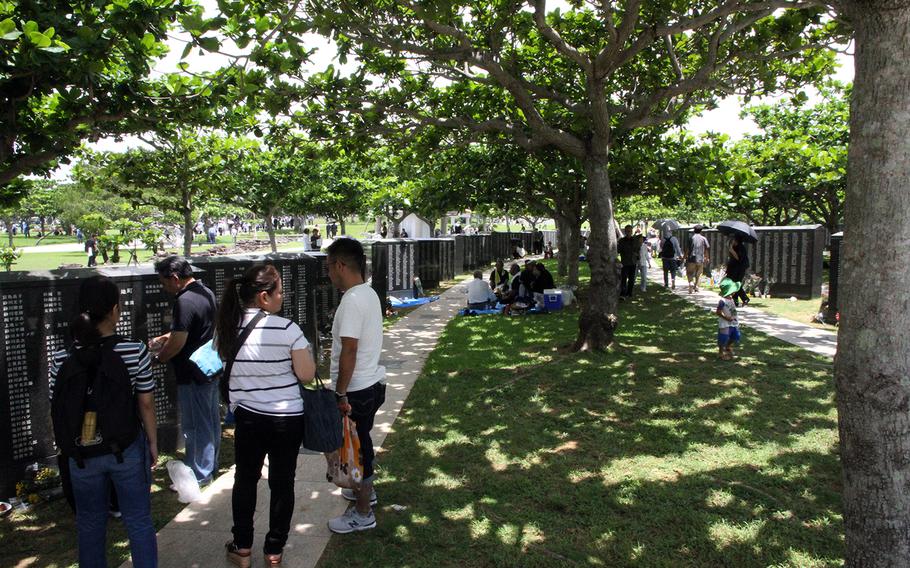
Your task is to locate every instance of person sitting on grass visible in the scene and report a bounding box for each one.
[716,277,742,361]
[489,260,509,293]
[465,270,497,309]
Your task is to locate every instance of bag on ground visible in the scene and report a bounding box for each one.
[51,336,139,464]
[325,416,363,489]
[300,375,343,453]
[166,460,202,503]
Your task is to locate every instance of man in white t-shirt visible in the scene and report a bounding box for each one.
[325,237,386,534]
[684,225,711,293]
[465,270,497,309]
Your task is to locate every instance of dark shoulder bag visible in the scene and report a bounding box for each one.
[220,311,267,403]
[300,372,343,453]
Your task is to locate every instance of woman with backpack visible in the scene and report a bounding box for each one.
[49,275,158,568]
[216,264,315,567]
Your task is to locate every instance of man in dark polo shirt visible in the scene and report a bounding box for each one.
[150,256,219,485]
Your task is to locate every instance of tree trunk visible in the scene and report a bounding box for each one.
[835,4,910,566]
[182,205,193,257]
[340,218,347,235]
[573,155,619,351]
[566,219,581,287]
[556,216,569,277]
[264,211,278,253]
[3,218,14,247]
[440,216,448,234]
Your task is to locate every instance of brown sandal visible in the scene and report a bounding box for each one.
[264,552,283,566]
[225,541,252,568]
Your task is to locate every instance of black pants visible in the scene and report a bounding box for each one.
[232,408,304,554]
[620,265,637,296]
[733,285,749,305]
[347,381,386,482]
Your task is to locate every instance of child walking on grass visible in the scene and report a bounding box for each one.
[716,278,742,360]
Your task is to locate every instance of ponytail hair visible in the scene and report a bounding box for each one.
[215,264,281,360]
[70,275,121,345]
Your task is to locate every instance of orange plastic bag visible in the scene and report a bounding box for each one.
[325,416,363,489]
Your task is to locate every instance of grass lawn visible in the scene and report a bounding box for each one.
[1,430,236,568]
[318,261,841,567]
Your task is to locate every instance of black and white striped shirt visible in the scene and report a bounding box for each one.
[49,340,155,398]
[229,309,309,416]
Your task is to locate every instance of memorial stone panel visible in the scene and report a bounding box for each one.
[414,239,454,288]
[0,266,181,496]
[188,253,318,348]
[370,240,416,313]
[306,252,342,335]
[826,233,843,322]
[675,225,826,299]
[453,235,465,273]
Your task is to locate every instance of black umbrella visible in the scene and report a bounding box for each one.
[652,219,680,233]
[717,220,758,244]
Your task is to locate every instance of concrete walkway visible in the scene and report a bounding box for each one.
[646,265,837,359]
[122,280,470,568]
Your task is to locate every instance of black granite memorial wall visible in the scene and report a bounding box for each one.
[0,253,324,497]
[826,232,843,322]
[307,252,342,334]
[673,224,826,299]
[414,239,455,288]
[370,239,417,313]
[453,235,465,273]
[187,253,319,347]
[0,266,180,496]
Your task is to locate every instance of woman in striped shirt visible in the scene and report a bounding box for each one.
[215,264,315,568]
[49,275,158,568]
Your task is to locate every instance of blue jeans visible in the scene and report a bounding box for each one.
[178,381,221,483]
[69,432,157,568]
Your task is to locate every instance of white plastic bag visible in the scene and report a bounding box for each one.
[166,460,203,503]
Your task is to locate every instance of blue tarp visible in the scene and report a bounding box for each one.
[389,295,439,309]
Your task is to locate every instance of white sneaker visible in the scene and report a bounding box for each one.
[341,487,378,506]
[328,508,376,534]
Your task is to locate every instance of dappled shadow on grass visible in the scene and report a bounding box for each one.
[318,284,841,568]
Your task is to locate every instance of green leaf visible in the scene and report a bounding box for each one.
[197,36,220,52]
[180,41,192,59]
[27,31,52,48]
[141,32,155,50]
[0,17,15,34]
[22,20,38,34]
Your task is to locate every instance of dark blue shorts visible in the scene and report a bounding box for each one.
[718,327,741,346]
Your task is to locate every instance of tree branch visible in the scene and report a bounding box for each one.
[531,0,592,72]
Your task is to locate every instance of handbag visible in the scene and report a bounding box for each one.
[189,339,223,379]
[300,373,343,453]
[188,292,222,382]
[325,416,363,489]
[220,310,267,403]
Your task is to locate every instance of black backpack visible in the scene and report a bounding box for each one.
[661,237,676,258]
[51,336,139,466]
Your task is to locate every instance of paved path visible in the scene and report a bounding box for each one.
[646,265,837,359]
[122,279,470,568]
